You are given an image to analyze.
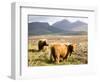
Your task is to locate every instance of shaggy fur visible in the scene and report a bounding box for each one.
[38,39,48,51]
[50,43,75,64]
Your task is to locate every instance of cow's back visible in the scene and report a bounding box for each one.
[51,44,68,58]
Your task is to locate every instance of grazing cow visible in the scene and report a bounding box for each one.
[50,43,76,64]
[38,39,48,51]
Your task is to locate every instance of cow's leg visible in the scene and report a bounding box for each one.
[50,54,53,62]
[63,54,68,62]
[51,53,56,63]
[55,55,60,64]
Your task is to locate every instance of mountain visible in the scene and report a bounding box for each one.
[28,22,66,35]
[28,19,88,36]
[52,19,72,31]
[71,21,88,31]
[52,19,88,32]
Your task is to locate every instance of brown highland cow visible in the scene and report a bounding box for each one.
[50,43,76,64]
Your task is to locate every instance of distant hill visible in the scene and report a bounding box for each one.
[28,22,66,35]
[52,19,88,32]
[28,19,88,36]
[52,19,72,31]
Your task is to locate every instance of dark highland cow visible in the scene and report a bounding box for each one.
[38,39,48,51]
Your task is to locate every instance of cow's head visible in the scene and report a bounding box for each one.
[67,43,77,56]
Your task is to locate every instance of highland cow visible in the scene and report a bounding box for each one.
[50,43,76,64]
[38,39,48,51]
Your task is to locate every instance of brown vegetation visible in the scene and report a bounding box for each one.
[28,35,88,66]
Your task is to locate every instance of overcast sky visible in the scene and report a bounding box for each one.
[28,15,88,25]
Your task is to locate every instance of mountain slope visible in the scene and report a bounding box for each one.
[52,19,88,31]
[28,19,88,36]
[52,19,72,31]
[28,22,66,35]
